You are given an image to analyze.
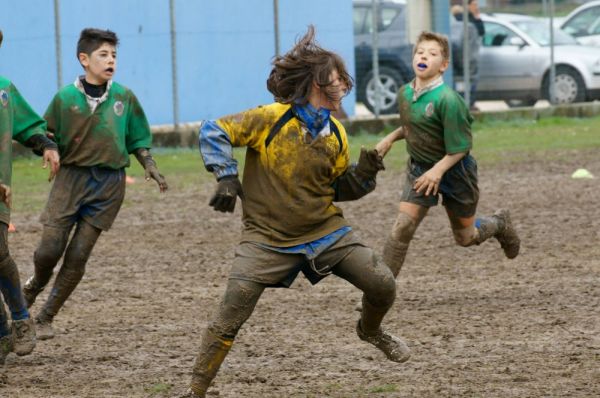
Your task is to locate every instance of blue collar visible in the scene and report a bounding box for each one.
[292,102,331,138]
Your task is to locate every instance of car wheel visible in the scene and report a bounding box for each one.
[361,66,404,115]
[505,99,537,108]
[543,66,586,104]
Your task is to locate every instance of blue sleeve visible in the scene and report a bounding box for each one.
[198,120,239,180]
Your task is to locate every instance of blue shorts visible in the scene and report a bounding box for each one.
[400,155,479,218]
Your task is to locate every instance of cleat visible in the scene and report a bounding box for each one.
[34,318,55,341]
[0,334,14,365]
[22,276,44,308]
[356,321,410,363]
[494,209,520,259]
[12,318,36,356]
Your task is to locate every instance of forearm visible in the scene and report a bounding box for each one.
[199,120,238,179]
[433,152,467,175]
[134,148,154,168]
[376,126,406,158]
[23,134,58,156]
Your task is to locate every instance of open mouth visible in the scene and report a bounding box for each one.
[417,63,428,71]
[105,67,114,73]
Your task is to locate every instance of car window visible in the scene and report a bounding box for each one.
[482,22,518,46]
[353,6,368,34]
[512,20,578,45]
[563,6,600,37]
[357,4,402,34]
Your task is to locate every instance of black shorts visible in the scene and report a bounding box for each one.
[40,165,126,231]
[400,155,479,218]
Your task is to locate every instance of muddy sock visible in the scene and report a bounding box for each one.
[0,256,29,321]
[382,237,410,278]
[38,221,101,322]
[475,215,502,244]
[190,329,234,395]
[359,295,392,335]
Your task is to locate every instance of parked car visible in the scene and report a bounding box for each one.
[462,13,600,105]
[560,0,600,46]
[353,0,413,114]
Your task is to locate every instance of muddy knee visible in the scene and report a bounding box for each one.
[34,227,71,269]
[390,212,417,243]
[452,226,478,247]
[209,279,264,339]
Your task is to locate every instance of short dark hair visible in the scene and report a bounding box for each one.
[267,25,353,104]
[76,28,118,59]
[415,31,450,61]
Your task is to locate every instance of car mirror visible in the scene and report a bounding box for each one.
[508,36,526,47]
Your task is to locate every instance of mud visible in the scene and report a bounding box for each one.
[2,150,599,397]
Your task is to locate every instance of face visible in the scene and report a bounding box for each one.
[313,70,348,111]
[79,42,117,85]
[469,0,479,13]
[412,40,448,84]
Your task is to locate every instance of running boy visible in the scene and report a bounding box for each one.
[183,26,409,398]
[375,31,520,279]
[0,29,60,375]
[22,28,168,340]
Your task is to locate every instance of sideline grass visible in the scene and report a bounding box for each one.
[9,115,600,215]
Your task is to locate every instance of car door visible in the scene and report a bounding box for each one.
[562,5,600,46]
[478,22,537,96]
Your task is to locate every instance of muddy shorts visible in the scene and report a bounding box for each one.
[401,155,479,218]
[231,231,368,288]
[40,165,126,231]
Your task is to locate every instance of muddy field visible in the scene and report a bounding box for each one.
[2,150,599,398]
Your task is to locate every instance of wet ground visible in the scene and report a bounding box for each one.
[2,150,599,397]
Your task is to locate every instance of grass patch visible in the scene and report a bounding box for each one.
[369,383,398,393]
[9,115,599,216]
[144,382,172,394]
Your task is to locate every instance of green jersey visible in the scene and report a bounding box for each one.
[44,79,152,169]
[0,76,48,224]
[398,81,473,164]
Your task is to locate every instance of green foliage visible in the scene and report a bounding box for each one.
[144,382,172,394]
[369,383,398,393]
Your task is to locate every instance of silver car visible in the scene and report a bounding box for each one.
[473,13,600,105]
[561,0,600,47]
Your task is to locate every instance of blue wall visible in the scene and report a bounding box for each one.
[0,0,355,125]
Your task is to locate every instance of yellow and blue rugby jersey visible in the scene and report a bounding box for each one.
[200,102,351,247]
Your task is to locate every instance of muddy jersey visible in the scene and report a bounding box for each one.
[398,82,473,164]
[201,102,351,246]
[0,76,48,224]
[44,80,152,169]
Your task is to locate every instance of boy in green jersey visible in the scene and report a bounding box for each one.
[0,29,60,378]
[22,28,168,340]
[375,31,520,279]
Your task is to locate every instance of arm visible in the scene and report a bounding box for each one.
[375,126,406,158]
[413,152,466,196]
[23,135,60,181]
[134,148,168,192]
[333,148,385,202]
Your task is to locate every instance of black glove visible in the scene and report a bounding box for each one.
[209,176,244,213]
[355,148,385,180]
[135,149,168,192]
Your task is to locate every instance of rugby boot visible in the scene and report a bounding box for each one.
[11,318,36,356]
[34,317,55,340]
[493,209,520,259]
[0,334,13,365]
[356,320,411,363]
[22,276,45,308]
[188,329,233,397]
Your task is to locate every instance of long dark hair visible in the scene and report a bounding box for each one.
[267,25,353,104]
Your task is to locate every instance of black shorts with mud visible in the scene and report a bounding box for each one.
[231,232,367,288]
[401,154,479,218]
[40,165,126,231]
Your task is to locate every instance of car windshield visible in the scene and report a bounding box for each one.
[511,20,578,45]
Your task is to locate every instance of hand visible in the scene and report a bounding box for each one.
[355,147,385,179]
[413,167,444,196]
[144,161,168,193]
[0,184,11,208]
[42,149,60,181]
[209,176,244,213]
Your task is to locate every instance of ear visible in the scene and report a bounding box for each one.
[78,53,89,68]
[440,59,449,74]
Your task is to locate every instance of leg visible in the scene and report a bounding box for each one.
[23,225,72,307]
[188,279,265,397]
[0,223,35,356]
[383,202,428,278]
[333,246,410,363]
[36,220,101,339]
[446,208,520,258]
[0,300,10,384]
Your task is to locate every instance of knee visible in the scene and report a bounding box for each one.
[34,241,64,267]
[452,227,477,247]
[390,213,417,243]
[0,241,9,264]
[366,262,397,308]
